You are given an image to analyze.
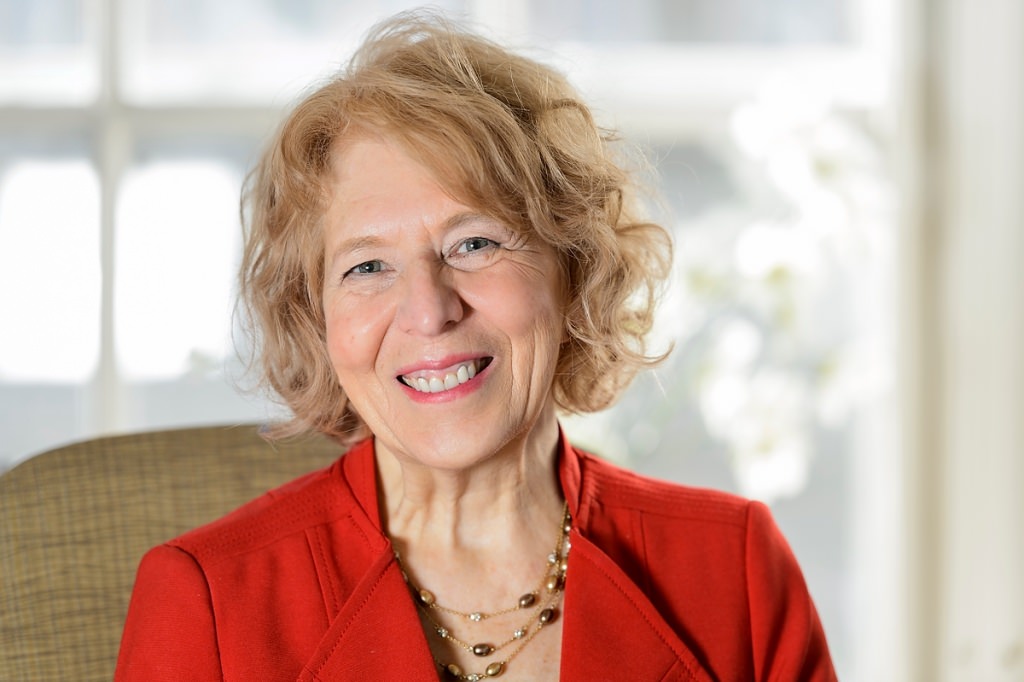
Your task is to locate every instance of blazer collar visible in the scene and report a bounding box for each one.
[302,431,714,681]
[296,548,438,681]
[559,529,716,681]
[557,428,714,681]
[297,543,715,682]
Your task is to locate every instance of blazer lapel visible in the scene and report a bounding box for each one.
[560,530,716,682]
[296,549,437,681]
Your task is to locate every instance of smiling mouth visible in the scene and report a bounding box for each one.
[398,357,493,394]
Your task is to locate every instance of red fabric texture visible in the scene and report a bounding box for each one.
[116,431,837,681]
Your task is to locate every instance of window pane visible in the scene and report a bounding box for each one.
[120,378,279,434]
[0,155,100,382]
[0,0,97,103]
[115,154,243,380]
[527,0,853,45]
[0,384,92,470]
[120,0,466,104]
[0,142,99,471]
[113,139,279,433]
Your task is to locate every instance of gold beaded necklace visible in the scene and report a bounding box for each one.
[394,504,571,681]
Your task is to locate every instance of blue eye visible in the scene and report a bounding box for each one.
[456,237,498,254]
[348,260,383,276]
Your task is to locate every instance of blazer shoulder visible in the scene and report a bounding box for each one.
[574,447,751,529]
[168,455,355,564]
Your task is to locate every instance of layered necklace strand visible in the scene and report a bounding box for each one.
[394,503,571,681]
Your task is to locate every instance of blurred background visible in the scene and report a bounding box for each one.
[0,0,1020,680]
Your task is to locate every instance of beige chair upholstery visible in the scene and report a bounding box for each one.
[0,424,341,682]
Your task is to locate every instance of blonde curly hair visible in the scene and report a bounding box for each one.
[239,12,672,445]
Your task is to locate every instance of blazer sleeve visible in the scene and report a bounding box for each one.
[115,544,224,681]
[745,501,837,682]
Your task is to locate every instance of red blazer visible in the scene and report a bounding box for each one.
[116,431,836,681]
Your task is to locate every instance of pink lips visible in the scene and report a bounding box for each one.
[396,355,493,402]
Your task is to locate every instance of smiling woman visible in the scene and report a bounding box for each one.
[238,18,673,448]
[115,11,837,681]
[322,136,566,473]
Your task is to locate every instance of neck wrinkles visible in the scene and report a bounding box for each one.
[375,406,563,553]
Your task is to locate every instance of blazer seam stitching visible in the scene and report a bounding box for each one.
[580,544,700,681]
[309,526,341,618]
[171,544,227,682]
[305,561,394,679]
[743,503,758,679]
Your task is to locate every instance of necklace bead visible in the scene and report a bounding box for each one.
[472,643,494,657]
[518,592,537,608]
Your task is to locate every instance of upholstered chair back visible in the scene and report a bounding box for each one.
[0,424,339,681]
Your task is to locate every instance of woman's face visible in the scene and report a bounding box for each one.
[322,136,565,471]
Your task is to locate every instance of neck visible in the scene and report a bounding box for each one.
[373,407,568,676]
[375,406,563,555]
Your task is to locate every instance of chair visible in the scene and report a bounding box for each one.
[0,424,340,681]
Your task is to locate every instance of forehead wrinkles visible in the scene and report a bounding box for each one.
[330,127,498,214]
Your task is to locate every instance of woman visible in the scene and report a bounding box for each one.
[117,13,836,682]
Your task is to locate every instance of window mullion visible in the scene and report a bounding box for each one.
[92,0,130,435]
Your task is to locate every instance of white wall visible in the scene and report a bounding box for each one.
[901,0,1024,678]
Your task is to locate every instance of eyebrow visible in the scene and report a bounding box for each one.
[325,235,383,271]
[326,212,501,266]
[445,211,500,232]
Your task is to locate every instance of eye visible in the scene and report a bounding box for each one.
[346,260,384,276]
[454,237,498,254]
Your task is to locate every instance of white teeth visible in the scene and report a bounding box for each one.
[402,360,482,394]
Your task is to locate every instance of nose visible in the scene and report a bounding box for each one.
[395,261,464,336]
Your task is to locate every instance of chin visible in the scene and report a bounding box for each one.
[379,423,517,472]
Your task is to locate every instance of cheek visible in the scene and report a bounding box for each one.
[324,298,390,375]
[519,284,567,347]
[463,265,564,332]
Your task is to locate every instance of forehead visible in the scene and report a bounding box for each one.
[321,131,539,260]
[333,126,461,182]
[329,127,503,211]
[326,135,460,230]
